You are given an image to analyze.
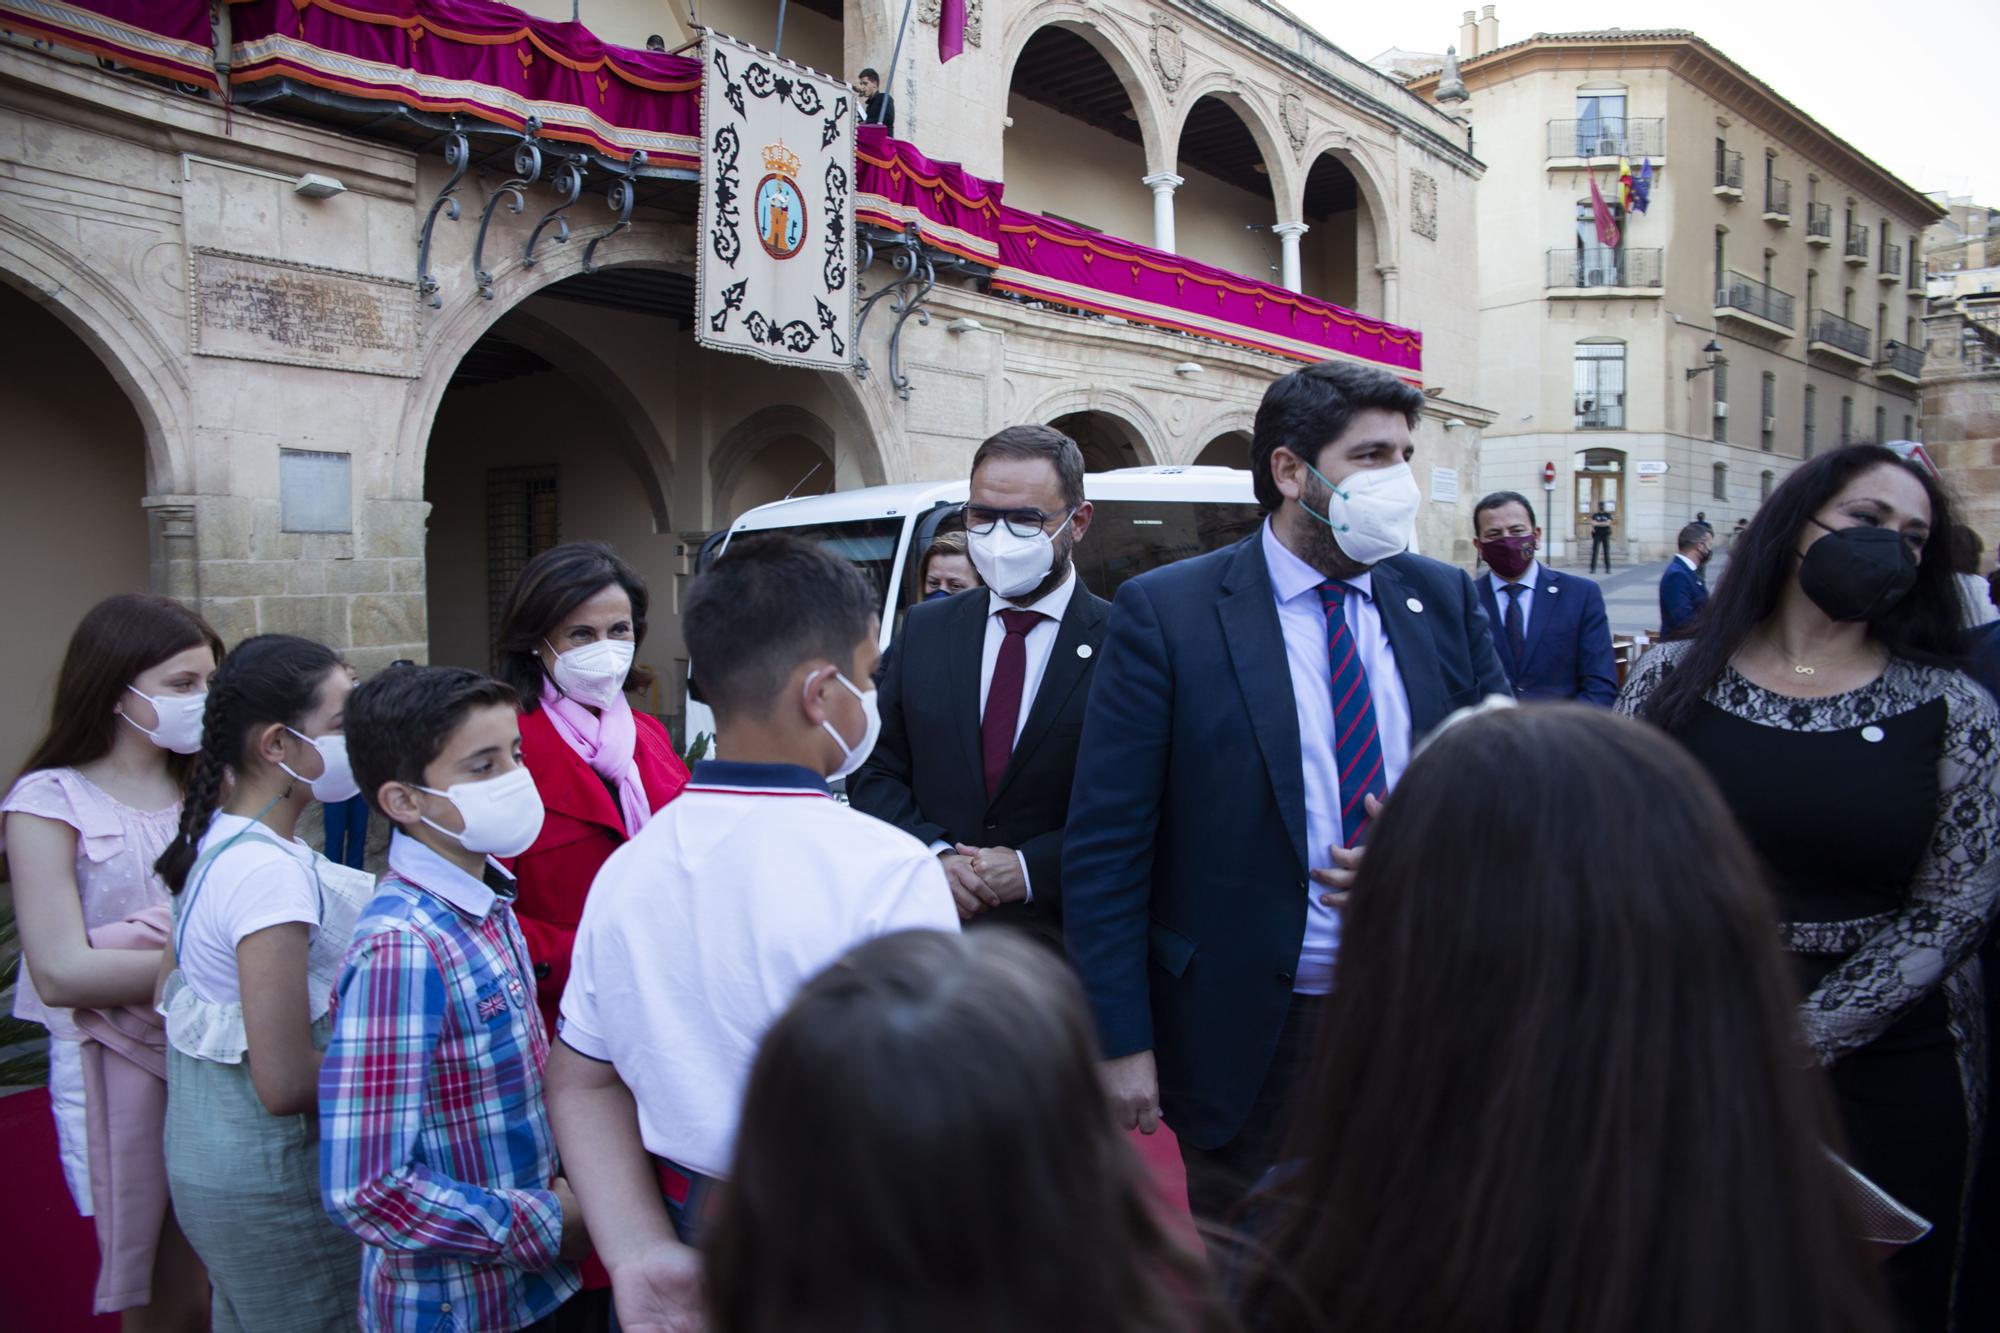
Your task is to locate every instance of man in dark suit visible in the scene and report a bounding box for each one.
[1659,522,1713,636]
[1062,362,1510,1221]
[857,67,894,135]
[1472,490,1617,705]
[1589,504,1614,571]
[849,425,1108,939]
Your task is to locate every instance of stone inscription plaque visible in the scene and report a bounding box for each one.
[907,363,989,439]
[191,249,419,378]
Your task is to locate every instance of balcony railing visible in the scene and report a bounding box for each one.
[1877,340,1925,379]
[1715,149,1744,193]
[1764,177,1792,219]
[1716,270,1795,329]
[1881,240,1904,282]
[1807,202,1833,241]
[1547,247,1663,290]
[1846,223,1871,261]
[1809,308,1872,360]
[1546,118,1666,160]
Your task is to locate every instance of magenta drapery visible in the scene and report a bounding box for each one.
[225,0,701,165]
[0,0,216,85]
[855,124,1004,264]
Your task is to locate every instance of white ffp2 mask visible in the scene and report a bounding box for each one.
[280,728,360,805]
[813,671,881,781]
[417,766,546,858]
[121,685,207,755]
[547,638,636,710]
[1301,460,1421,566]
[966,512,1072,599]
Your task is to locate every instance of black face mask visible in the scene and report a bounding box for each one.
[1797,518,1919,623]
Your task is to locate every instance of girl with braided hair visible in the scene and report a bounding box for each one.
[3,593,220,1330]
[155,634,369,1332]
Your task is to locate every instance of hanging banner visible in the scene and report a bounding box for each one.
[696,30,855,371]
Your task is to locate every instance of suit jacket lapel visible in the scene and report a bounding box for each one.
[1217,537,1310,875]
[947,592,990,792]
[1518,564,1558,671]
[1475,571,1515,675]
[1370,561,1449,737]
[992,589,1107,804]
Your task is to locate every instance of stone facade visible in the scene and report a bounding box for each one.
[1924,309,2000,548]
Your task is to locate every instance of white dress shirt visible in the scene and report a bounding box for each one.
[1493,558,1541,637]
[930,568,1079,901]
[1262,520,1413,994]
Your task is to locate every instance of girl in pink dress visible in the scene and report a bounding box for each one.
[3,593,221,1330]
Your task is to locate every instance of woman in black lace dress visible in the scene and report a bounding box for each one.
[1619,445,2000,1331]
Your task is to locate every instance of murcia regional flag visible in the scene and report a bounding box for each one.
[697,30,855,371]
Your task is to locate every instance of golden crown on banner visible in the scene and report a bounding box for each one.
[762,142,802,178]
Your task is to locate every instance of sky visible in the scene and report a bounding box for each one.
[1286,0,1999,206]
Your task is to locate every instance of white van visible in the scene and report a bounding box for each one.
[682,465,1267,749]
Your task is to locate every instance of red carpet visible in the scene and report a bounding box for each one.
[0,1087,117,1331]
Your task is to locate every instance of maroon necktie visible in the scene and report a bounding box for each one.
[981,609,1046,798]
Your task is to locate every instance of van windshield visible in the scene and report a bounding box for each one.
[1071,500,1263,598]
[767,518,906,604]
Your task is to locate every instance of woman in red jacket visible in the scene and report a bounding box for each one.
[495,541,690,1036]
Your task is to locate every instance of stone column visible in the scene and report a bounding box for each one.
[1273,221,1310,292]
[142,495,200,605]
[1142,172,1184,253]
[1377,263,1401,323]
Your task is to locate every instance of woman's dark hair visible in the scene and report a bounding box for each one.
[18,594,224,785]
[494,542,653,713]
[1249,361,1423,511]
[1951,523,1983,576]
[706,929,1231,1333]
[1640,444,1963,731]
[1240,705,1890,1333]
[154,635,344,894]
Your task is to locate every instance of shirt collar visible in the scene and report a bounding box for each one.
[387,830,512,920]
[1499,559,1542,590]
[1261,518,1372,605]
[987,565,1077,621]
[1676,552,1699,571]
[687,759,833,797]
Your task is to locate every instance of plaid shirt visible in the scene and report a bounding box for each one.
[320,833,580,1332]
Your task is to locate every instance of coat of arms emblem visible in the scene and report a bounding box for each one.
[755,142,808,260]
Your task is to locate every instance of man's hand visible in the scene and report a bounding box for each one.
[552,1177,591,1261]
[1309,794,1384,908]
[1101,1050,1160,1134]
[954,844,1028,905]
[939,852,997,919]
[610,1243,706,1333]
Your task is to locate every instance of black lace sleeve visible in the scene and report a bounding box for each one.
[1612,641,1683,721]
[1800,671,2000,1064]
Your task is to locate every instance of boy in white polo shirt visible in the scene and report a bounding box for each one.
[546,534,958,1329]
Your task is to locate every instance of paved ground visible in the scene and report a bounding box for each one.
[1536,552,1730,637]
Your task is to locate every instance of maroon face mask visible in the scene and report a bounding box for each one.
[1477,534,1537,581]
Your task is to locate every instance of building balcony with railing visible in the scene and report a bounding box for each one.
[1574,391,1625,430]
[1806,202,1833,245]
[1763,177,1791,223]
[1546,117,1665,164]
[1880,240,1903,284]
[1875,338,1924,387]
[1714,270,1795,335]
[1808,308,1873,367]
[1845,223,1871,265]
[1546,246,1663,293]
[1714,148,1744,198]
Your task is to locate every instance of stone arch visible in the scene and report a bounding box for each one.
[1027,385,1164,468]
[1187,405,1258,466]
[1293,132,1396,266]
[1001,5,1170,175]
[710,403,841,522]
[0,218,190,495]
[1167,74,1297,216]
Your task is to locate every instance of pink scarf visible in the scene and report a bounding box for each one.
[540,679,653,836]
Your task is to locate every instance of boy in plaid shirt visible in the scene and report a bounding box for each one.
[321,666,587,1331]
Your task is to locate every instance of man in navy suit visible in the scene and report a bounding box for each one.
[1472,491,1617,705]
[1658,522,1713,636]
[1062,361,1510,1221]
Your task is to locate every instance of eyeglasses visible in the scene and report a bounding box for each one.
[963,505,1073,539]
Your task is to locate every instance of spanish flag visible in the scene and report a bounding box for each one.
[1618,157,1634,212]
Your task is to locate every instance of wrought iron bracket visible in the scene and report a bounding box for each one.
[853,224,935,400]
[583,151,647,273]
[474,122,544,300]
[522,153,587,268]
[417,126,470,309]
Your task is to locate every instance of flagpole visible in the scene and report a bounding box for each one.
[883,0,918,93]
[773,0,788,56]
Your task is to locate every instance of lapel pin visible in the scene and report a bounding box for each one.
[1547,583,1559,595]
[1861,725,1885,744]
[1406,598,1424,614]
[1077,644,1093,659]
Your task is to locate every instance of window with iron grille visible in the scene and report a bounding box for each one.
[487,466,561,647]
[1761,470,1775,502]
[1875,405,1886,444]
[1840,396,1854,446]
[1804,386,1816,458]
[1903,414,1913,441]
[1761,373,1776,451]
[1573,342,1626,429]
[1712,360,1728,443]
[1713,463,1728,502]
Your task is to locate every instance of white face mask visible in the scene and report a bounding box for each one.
[280,728,360,805]
[812,670,881,781]
[966,512,1072,600]
[416,767,546,858]
[546,638,636,710]
[1300,459,1422,566]
[121,685,207,755]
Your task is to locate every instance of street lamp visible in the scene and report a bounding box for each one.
[1685,339,1726,380]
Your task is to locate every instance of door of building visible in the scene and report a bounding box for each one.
[1572,450,1626,547]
